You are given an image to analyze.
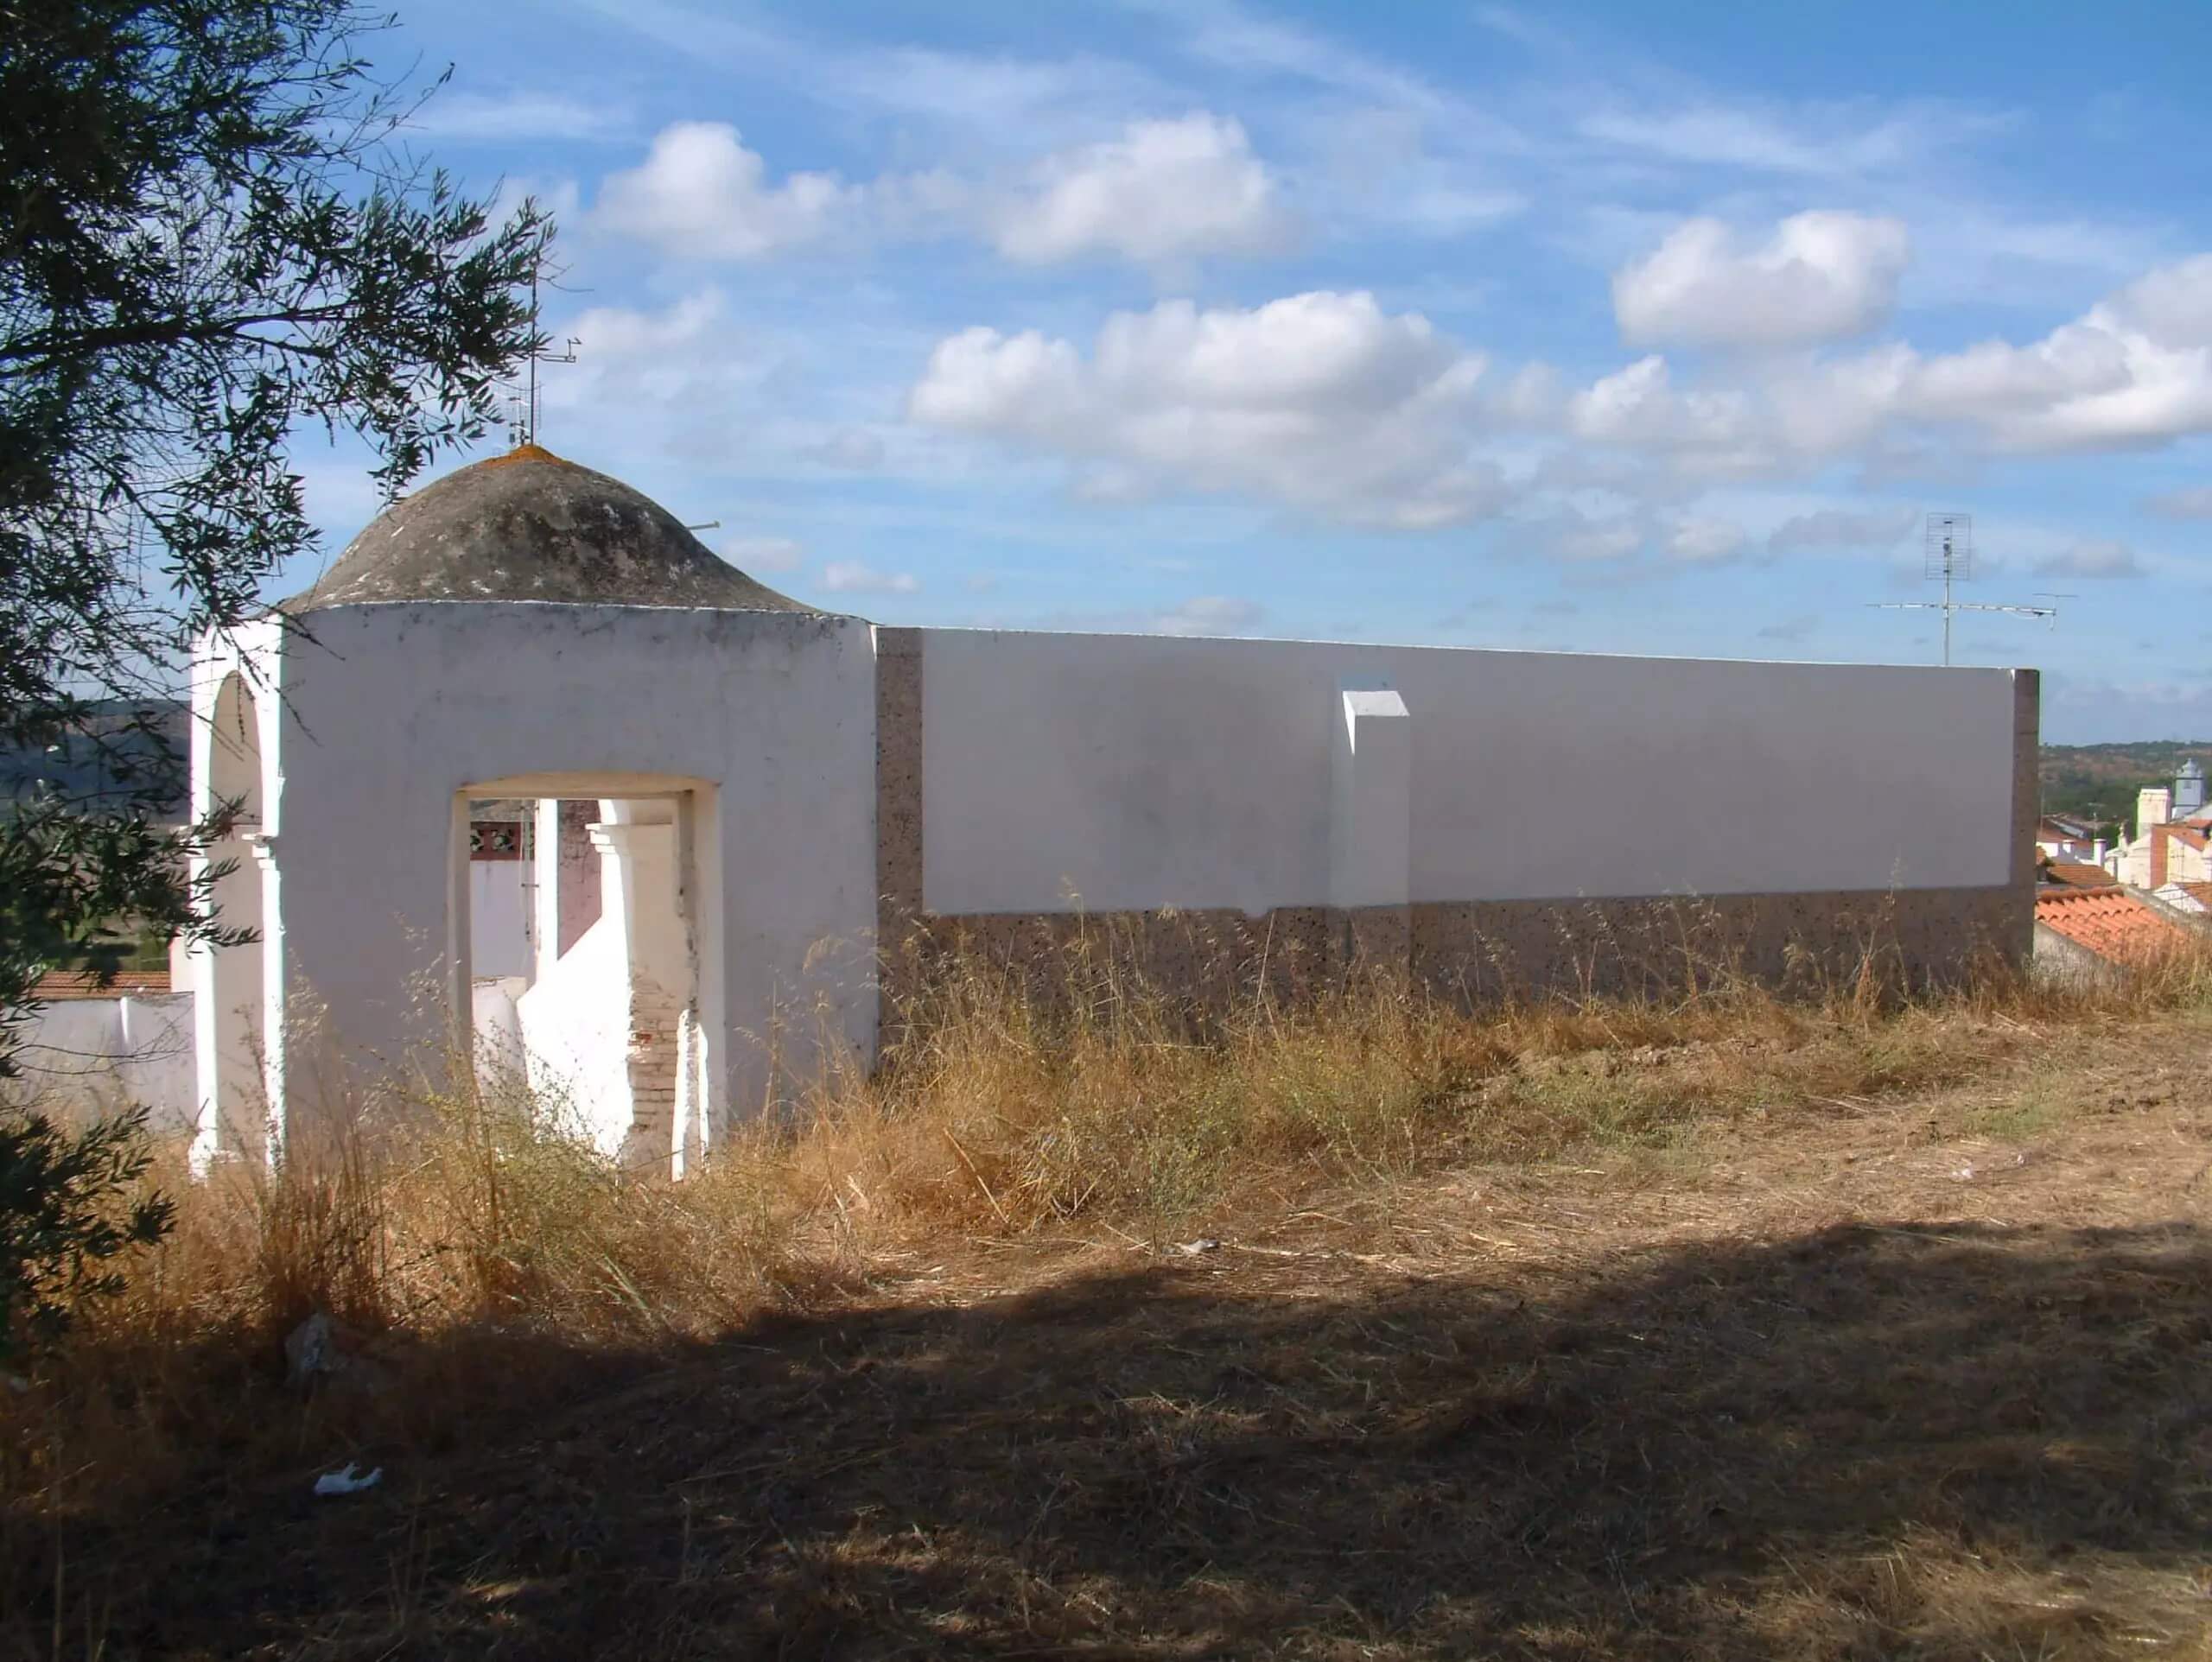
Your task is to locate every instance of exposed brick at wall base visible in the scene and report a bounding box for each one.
[874,885,2025,1053]
[877,907,1345,1054]
[622,975,683,1169]
[2012,669,2042,928]
[874,626,926,1018]
[1408,885,2023,1003]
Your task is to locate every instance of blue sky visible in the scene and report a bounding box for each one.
[291,1,2212,743]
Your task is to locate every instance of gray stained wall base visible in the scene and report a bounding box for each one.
[874,629,2038,1037]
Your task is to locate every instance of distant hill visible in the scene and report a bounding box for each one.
[1,697,191,819]
[2039,739,2212,834]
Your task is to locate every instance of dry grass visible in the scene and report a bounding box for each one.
[788,923,2209,1242]
[3,930,2211,1658]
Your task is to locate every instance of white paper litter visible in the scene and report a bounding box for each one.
[314,1462,383,1496]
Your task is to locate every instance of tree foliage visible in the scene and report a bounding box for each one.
[0,1103,173,1360]
[0,0,553,1064]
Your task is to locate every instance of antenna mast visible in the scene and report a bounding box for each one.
[508,270,580,447]
[1868,512,2057,665]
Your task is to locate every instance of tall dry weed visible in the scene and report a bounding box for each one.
[789,906,2209,1239]
[2,911,2207,1523]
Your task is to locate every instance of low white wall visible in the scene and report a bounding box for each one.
[2032,923,2116,988]
[918,631,2021,915]
[4,994,198,1136]
[470,975,526,1080]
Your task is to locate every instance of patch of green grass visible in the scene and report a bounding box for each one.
[1972,1078,2069,1143]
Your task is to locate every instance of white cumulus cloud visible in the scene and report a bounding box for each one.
[595,122,857,258]
[1613,211,1910,349]
[1775,252,2212,453]
[547,289,760,420]
[566,289,724,359]
[596,114,1292,270]
[1567,355,1764,472]
[908,291,1509,529]
[1567,250,2212,479]
[991,113,1294,264]
[1907,255,2212,449]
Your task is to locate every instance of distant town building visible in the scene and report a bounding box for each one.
[2034,812,2105,863]
[2117,759,2212,890]
[2036,853,2117,890]
[2156,879,2212,917]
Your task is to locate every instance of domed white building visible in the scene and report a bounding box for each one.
[194,444,2041,1174]
[193,445,875,1174]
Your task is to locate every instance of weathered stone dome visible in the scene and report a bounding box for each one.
[283,444,820,614]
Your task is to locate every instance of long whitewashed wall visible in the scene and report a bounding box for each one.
[917,631,2021,908]
[882,628,2036,1002]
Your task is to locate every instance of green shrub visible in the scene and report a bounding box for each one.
[0,1105,174,1361]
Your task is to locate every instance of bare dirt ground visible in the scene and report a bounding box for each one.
[26,1009,2212,1659]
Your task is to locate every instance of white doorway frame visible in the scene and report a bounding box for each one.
[451,771,725,1175]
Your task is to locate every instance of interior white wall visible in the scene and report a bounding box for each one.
[513,796,694,1163]
[919,631,2020,915]
[470,976,526,1078]
[467,858,531,980]
[260,603,877,1140]
[593,797,689,989]
[530,800,602,983]
[514,899,637,1142]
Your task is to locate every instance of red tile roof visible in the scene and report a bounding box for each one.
[2038,859,2117,889]
[27,968,172,1001]
[2035,891,2198,966]
[2172,880,2212,910]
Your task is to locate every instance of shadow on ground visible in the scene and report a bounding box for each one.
[16,1219,2212,1659]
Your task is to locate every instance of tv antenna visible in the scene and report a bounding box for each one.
[506,270,580,447]
[1867,512,2057,665]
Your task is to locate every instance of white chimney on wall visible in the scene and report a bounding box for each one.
[2139,786,2172,832]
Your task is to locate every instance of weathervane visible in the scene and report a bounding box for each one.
[1868,512,2058,665]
